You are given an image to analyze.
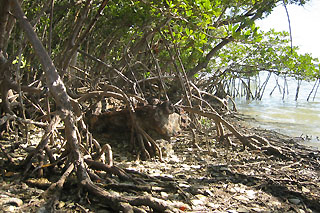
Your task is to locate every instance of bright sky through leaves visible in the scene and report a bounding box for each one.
[256,0,320,60]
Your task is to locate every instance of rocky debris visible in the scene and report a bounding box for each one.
[0,114,319,212]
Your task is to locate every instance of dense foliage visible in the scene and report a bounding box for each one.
[1,0,318,106]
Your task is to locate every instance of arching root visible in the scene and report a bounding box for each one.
[181,106,285,158]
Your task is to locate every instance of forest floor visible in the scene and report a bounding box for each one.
[0,113,320,213]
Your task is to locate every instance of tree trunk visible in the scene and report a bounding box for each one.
[11,0,87,181]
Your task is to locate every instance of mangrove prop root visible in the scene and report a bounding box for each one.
[180,106,283,155]
[12,1,177,211]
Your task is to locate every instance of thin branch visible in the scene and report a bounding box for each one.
[146,40,169,100]
[282,0,293,53]
[48,0,55,55]
[78,49,134,84]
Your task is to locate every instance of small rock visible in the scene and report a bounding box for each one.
[17,157,24,161]
[271,200,282,206]
[288,198,301,205]
[96,209,112,213]
[192,195,208,206]
[191,199,205,206]
[234,195,249,202]
[160,192,169,199]
[237,207,249,213]
[58,201,65,209]
[230,186,245,193]
[195,194,207,201]
[245,190,256,199]
[178,183,190,188]
[168,155,180,163]
[206,202,220,209]
[190,165,201,169]
[251,207,268,212]
[229,187,236,193]
[301,186,310,193]
[204,189,214,197]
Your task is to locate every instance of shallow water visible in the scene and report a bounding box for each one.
[235,74,320,149]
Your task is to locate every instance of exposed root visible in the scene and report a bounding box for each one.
[135,124,164,162]
[7,2,291,212]
[77,160,182,212]
[128,195,182,213]
[0,197,23,207]
[180,106,283,157]
[0,143,13,163]
[22,114,61,177]
[92,143,113,165]
[82,85,168,160]
[40,163,75,211]
[0,114,48,128]
[84,159,132,181]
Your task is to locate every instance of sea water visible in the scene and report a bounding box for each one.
[235,73,320,149]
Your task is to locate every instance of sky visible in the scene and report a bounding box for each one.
[256,0,320,60]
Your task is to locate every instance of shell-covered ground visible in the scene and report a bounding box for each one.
[0,113,319,212]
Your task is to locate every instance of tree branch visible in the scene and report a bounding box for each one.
[187,1,273,78]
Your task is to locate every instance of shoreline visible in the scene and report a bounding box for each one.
[231,111,320,150]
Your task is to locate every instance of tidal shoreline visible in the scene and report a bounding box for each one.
[231,111,320,150]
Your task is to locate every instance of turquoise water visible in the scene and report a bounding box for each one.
[235,74,320,149]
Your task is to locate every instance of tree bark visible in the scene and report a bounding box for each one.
[0,0,10,50]
[11,0,86,180]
